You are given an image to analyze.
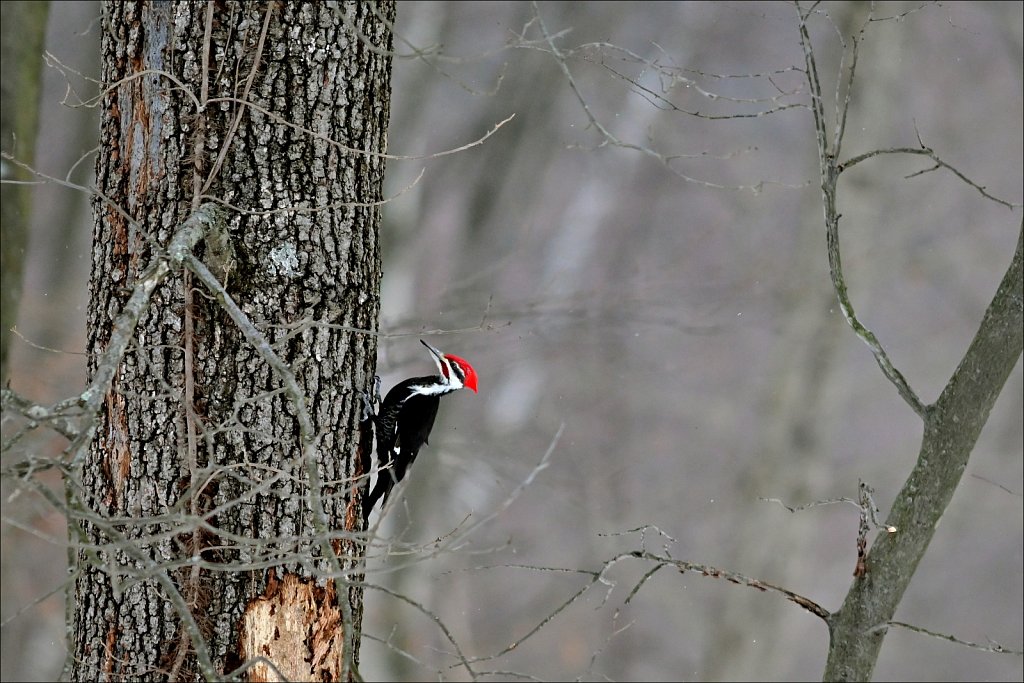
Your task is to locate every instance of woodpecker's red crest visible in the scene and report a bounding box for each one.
[444,354,478,393]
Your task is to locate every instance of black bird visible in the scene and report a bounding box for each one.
[363,340,478,521]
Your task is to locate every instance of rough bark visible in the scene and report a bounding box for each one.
[72,2,393,680]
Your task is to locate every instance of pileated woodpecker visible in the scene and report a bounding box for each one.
[362,339,478,521]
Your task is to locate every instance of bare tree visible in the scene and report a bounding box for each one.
[3,2,1021,682]
[795,4,1023,677]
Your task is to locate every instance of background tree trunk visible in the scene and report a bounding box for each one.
[0,0,50,384]
[72,2,393,680]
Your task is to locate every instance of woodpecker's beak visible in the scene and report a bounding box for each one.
[420,339,446,369]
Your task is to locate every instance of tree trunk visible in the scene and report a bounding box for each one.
[72,2,393,680]
[823,224,1023,681]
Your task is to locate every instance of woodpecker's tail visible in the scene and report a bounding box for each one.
[363,471,397,523]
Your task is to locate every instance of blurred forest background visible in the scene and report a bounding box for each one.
[2,1,1021,681]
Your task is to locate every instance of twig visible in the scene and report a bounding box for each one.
[871,621,1023,656]
[632,550,831,621]
[2,390,84,442]
[840,146,1020,209]
[364,582,478,679]
[532,1,799,193]
[796,2,928,419]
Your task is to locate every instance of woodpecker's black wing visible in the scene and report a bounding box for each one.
[363,376,444,520]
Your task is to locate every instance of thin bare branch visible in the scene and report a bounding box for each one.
[796,1,928,418]
[1,389,83,441]
[365,582,478,679]
[204,167,426,217]
[632,550,831,621]
[873,621,1023,656]
[533,1,802,193]
[206,95,515,163]
[39,50,515,166]
[759,483,896,534]
[839,146,1021,209]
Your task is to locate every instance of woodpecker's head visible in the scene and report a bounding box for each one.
[421,339,478,393]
